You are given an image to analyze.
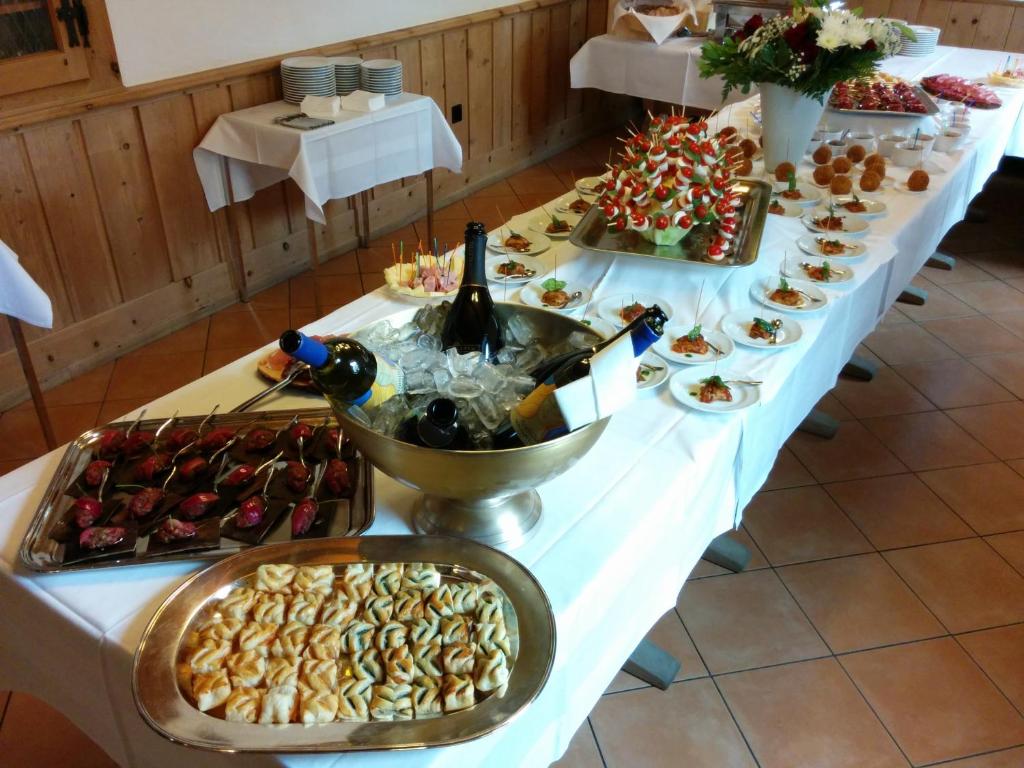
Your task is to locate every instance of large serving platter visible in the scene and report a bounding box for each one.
[827,85,941,117]
[18,408,374,573]
[568,179,771,269]
[133,536,556,753]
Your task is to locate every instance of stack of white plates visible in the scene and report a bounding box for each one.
[329,56,362,96]
[900,25,940,56]
[281,57,336,104]
[360,59,403,96]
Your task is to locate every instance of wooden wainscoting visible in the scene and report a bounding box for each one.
[0,0,626,409]
[849,0,1024,52]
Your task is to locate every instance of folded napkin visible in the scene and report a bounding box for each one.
[554,334,637,431]
[340,90,386,113]
[611,0,700,44]
[300,95,341,119]
[0,239,52,329]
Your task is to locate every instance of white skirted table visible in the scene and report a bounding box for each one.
[193,93,463,310]
[1,45,1023,768]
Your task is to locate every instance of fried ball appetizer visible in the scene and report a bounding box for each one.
[907,169,930,191]
[739,138,758,158]
[813,164,836,186]
[846,144,867,163]
[774,162,796,182]
[864,153,884,170]
[718,126,738,142]
[832,157,853,175]
[812,145,832,165]
[831,175,853,195]
[737,157,754,176]
[859,170,882,192]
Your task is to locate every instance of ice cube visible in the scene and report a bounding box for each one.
[514,346,545,372]
[405,370,436,395]
[416,333,442,352]
[446,377,484,399]
[445,348,479,377]
[371,395,408,436]
[495,346,522,366]
[432,368,452,391]
[505,314,541,345]
[474,363,505,395]
[507,375,537,396]
[400,348,434,371]
[395,322,420,341]
[471,394,504,431]
[413,304,449,336]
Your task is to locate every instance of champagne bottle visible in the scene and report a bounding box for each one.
[279,331,404,411]
[395,398,471,450]
[440,221,504,358]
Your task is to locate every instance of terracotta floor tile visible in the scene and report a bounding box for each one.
[944,279,1024,313]
[0,458,28,476]
[779,553,944,653]
[432,200,470,221]
[463,194,526,232]
[412,217,466,247]
[958,624,1024,713]
[315,274,362,312]
[203,346,253,375]
[131,318,210,357]
[883,539,1024,633]
[897,282,979,322]
[470,178,517,197]
[604,609,707,694]
[49,402,103,445]
[360,272,386,293]
[220,280,291,313]
[918,463,1024,535]
[0,403,57,460]
[893,357,1015,409]
[786,421,907,483]
[962,252,1024,280]
[591,679,756,768]
[368,223,417,249]
[1009,277,1024,293]
[552,719,603,768]
[289,273,315,308]
[545,146,595,171]
[356,247,394,274]
[762,446,816,491]
[922,315,1024,358]
[971,352,1024,398]
[988,310,1024,340]
[879,305,912,326]
[0,693,117,767]
[206,307,291,351]
[742,486,872,566]
[688,526,770,579]
[813,391,856,422]
[832,367,935,418]
[43,363,114,408]
[506,169,567,198]
[986,532,1024,575]
[316,249,360,276]
[677,570,828,674]
[862,322,958,365]
[96,396,150,425]
[840,638,1024,765]
[947,402,1024,460]
[518,191,571,211]
[920,260,997,285]
[105,350,205,402]
[938,747,1024,767]
[717,658,908,768]
[862,411,996,471]
[853,342,885,367]
[826,474,974,550]
[290,305,318,330]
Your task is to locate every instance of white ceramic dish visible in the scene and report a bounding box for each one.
[770,182,822,206]
[720,309,804,350]
[802,209,869,236]
[553,192,594,216]
[485,255,545,284]
[579,316,617,340]
[783,257,855,285]
[519,280,591,313]
[575,176,607,197]
[653,326,734,365]
[796,234,867,260]
[669,369,761,414]
[751,276,830,313]
[636,350,669,394]
[528,214,580,239]
[768,199,802,218]
[486,230,551,256]
[832,196,887,217]
[596,293,674,328]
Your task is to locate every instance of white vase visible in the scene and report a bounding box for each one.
[758,82,827,172]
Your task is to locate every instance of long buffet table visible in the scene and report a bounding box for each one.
[1,45,1022,768]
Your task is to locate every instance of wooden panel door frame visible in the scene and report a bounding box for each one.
[0,0,90,97]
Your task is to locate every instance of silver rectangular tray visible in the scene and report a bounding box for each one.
[827,85,940,117]
[18,408,374,573]
[568,178,771,268]
[133,536,556,753]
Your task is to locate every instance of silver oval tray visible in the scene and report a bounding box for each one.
[132,536,556,753]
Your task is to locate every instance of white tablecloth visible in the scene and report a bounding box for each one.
[1,46,1022,768]
[193,94,463,225]
[0,239,52,329]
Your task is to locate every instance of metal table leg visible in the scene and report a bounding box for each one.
[8,316,56,450]
[424,169,435,246]
[305,219,323,317]
[703,533,752,573]
[926,251,956,270]
[359,190,371,248]
[222,158,249,302]
[842,354,878,381]
[622,639,681,690]
[897,285,928,305]
[798,409,839,439]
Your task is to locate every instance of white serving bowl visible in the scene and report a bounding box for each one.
[893,142,924,167]
[933,129,964,153]
[878,134,905,158]
[849,133,876,154]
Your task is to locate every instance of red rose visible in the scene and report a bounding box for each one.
[742,14,764,37]
[783,21,810,50]
[865,39,877,51]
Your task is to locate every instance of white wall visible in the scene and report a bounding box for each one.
[106,0,511,86]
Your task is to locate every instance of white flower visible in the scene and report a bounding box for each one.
[816,15,847,50]
[844,17,871,47]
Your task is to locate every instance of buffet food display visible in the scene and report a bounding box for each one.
[921,74,1002,109]
[828,74,936,115]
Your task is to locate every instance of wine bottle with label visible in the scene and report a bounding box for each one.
[279,331,404,411]
[395,398,471,450]
[440,221,504,359]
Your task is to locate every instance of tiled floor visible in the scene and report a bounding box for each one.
[1,136,1023,767]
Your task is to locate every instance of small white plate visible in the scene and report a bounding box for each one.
[528,214,580,239]
[575,176,607,197]
[597,293,675,328]
[751,277,829,313]
[783,258,855,285]
[487,230,551,256]
[579,316,617,339]
[832,196,887,217]
[770,182,823,206]
[796,234,867,260]
[636,351,669,393]
[720,309,803,350]
[669,369,761,414]
[895,180,930,194]
[654,326,734,365]
[802,209,869,236]
[768,199,802,218]
[519,281,591,313]
[553,193,595,216]
[485,255,544,284]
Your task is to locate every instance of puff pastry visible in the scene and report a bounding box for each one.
[224,686,262,723]
[293,564,334,595]
[372,568,402,596]
[362,594,394,626]
[195,617,244,645]
[320,591,359,628]
[299,658,338,695]
[383,645,414,685]
[393,589,424,622]
[176,662,193,698]
[440,616,470,645]
[226,650,266,688]
[473,622,512,657]
[449,581,479,614]
[441,674,475,712]
[473,648,509,694]
[265,655,300,688]
[423,584,454,620]
[401,562,441,591]
[252,592,288,625]
[237,621,278,657]
[336,678,372,721]
[189,639,231,674]
[340,563,374,601]
[218,587,259,620]
[370,682,413,721]
[442,642,476,675]
[476,596,504,626]
[374,621,408,651]
[352,648,384,683]
[407,617,441,646]
[286,591,324,626]
[270,621,309,658]
[193,669,231,712]
[259,685,298,724]
[412,680,443,718]
[304,624,342,660]
[340,620,375,654]
[412,642,442,678]
[256,563,297,594]
[300,691,339,724]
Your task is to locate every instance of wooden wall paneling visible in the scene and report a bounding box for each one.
[467,23,494,160]
[944,4,978,46]
[492,17,514,149]
[137,93,222,280]
[21,121,122,318]
[442,29,470,153]
[916,0,951,30]
[511,13,533,142]
[396,39,423,95]
[0,132,73,333]
[853,0,890,18]
[420,34,447,194]
[529,9,552,136]
[1005,7,1024,52]
[566,0,588,117]
[583,0,609,112]
[548,4,571,125]
[79,109,174,300]
[887,0,922,22]
[974,4,1015,50]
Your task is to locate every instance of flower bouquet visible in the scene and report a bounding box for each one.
[699,0,909,168]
